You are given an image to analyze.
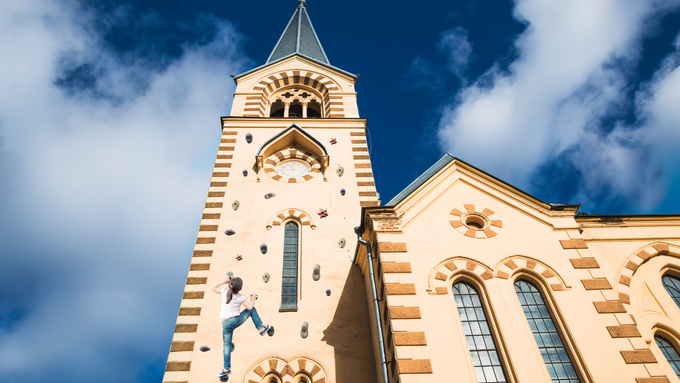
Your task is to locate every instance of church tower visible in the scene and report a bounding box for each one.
[163,1,379,382]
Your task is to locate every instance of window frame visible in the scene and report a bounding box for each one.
[661,267,680,313]
[511,272,589,383]
[279,219,302,312]
[449,272,517,383]
[652,326,680,381]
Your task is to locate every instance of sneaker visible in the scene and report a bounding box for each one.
[259,324,272,336]
[217,369,231,377]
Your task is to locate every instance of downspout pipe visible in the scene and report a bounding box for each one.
[355,226,389,383]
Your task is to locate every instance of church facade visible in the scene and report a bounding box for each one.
[163,2,680,383]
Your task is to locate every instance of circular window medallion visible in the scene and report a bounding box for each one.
[276,159,311,178]
[263,147,322,183]
[449,204,502,239]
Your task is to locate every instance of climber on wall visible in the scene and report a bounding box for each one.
[211,276,274,378]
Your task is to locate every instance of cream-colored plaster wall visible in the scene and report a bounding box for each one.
[356,163,680,383]
[163,111,378,382]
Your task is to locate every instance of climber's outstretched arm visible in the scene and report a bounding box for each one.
[243,293,258,310]
[210,278,231,294]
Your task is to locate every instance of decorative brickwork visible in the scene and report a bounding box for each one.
[242,355,328,383]
[449,204,502,239]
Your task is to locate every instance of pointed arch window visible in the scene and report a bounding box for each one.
[655,335,680,378]
[514,280,580,383]
[662,275,680,309]
[281,222,299,310]
[452,281,508,383]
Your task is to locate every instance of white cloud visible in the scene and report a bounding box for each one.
[437,0,680,212]
[438,27,473,80]
[0,0,248,381]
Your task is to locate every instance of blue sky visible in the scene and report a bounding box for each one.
[0,0,679,382]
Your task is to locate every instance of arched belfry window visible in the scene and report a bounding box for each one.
[452,281,508,383]
[514,280,580,383]
[281,221,299,310]
[662,274,680,309]
[268,87,324,118]
[655,335,680,378]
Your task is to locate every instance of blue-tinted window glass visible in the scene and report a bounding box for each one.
[655,335,680,378]
[662,275,680,309]
[281,222,299,308]
[452,281,508,383]
[514,280,580,383]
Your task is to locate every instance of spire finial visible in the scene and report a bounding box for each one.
[298,0,306,7]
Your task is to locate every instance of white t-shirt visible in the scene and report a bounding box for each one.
[220,287,247,319]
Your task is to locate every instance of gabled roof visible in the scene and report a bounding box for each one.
[256,123,329,157]
[267,1,329,66]
[385,154,580,212]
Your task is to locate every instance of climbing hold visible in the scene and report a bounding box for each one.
[225,229,236,236]
[235,255,243,261]
[200,345,210,352]
[326,289,331,296]
[260,243,268,254]
[231,343,235,352]
[245,132,253,143]
[220,375,229,382]
[301,322,309,339]
[338,238,346,248]
[243,169,248,177]
[336,166,344,177]
[329,138,337,145]
[317,209,328,218]
[232,201,239,211]
[263,273,270,283]
[264,193,276,199]
[267,325,275,337]
[340,188,346,196]
[226,271,234,279]
[312,264,320,281]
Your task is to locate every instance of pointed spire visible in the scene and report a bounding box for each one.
[267,1,330,65]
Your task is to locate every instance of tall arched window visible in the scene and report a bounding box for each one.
[281,222,299,310]
[514,280,580,383]
[655,335,680,378]
[662,274,680,309]
[452,281,508,383]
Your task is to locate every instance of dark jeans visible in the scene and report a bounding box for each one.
[221,307,263,369]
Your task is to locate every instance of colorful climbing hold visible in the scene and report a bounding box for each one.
[245,132,253,143]
[260,243,268,254]
[317,209,328,218]
[200,345,210,352]
[326,289,331,296]
[232,201,240,211]
[264,193,276,199]
[338,238,346,248]
[263,273,270,283]
[225,229,236,236]
[242,169,248,177]
[340,188,346,196]
[226,271,234,279]
[336,166,344,177]
[235,255,243,261]
[329,138,337,145]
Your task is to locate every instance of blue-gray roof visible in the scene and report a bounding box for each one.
[385,154,455,207]
[267,1,329,65]
[385,153,580,211]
